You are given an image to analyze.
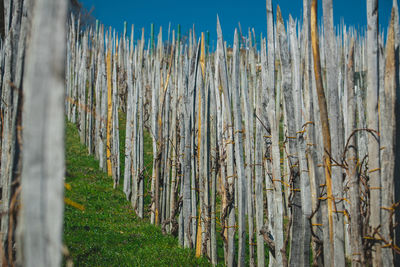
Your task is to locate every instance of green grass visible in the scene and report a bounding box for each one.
[63,120,211,266]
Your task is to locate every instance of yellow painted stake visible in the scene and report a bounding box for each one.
[106,44,112,176]
[195,209,203,257]
[200,32,205,77]
[195,33,206,258]
[311,0,334,262]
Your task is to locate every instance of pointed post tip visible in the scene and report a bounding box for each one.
[276,5,283,25]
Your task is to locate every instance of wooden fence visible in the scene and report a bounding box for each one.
[63,0,400,266]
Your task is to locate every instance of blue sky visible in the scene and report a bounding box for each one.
[80,0,398,45]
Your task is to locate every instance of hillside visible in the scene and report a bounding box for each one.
[63,121,211,266]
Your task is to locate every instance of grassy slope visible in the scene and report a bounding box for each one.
[63,120,211,266]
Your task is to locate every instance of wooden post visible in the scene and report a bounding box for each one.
[366,0,382,264]
[19,0,68,265]
[311,1,335,265]
[231,29,246,267]
[266,4,285,266]
[380,10,397,266]
[241,55,255,267]
[346,38,365,266]
[106,32,113,176]
[288,16,312,266]
[111,47,120,188]
[217,16,236,267]
[322,1,345,265]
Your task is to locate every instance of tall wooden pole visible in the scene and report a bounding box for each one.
[311,1,335,265]
[20,0,68,265]
[366,0,382,264]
